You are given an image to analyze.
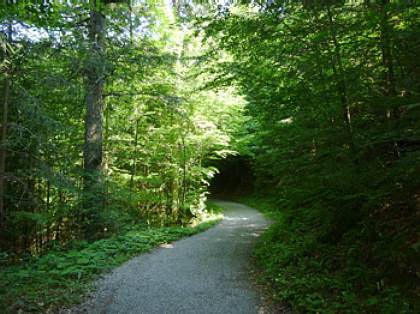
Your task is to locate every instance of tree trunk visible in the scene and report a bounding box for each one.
[129,0,133,44]
[0,22,12,233]
[129,119,139,208]
[181,136,186,208]
[379,0,400,158]
[172,0,181,17]
[103,101,110,209]
[326,6,356,156]
[0,72,9,233]
[83,0,106,239]
[327,6,352,135]
[379,0,396,96]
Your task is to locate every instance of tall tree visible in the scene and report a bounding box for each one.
[83,0,107,238]
[0,22,12,232]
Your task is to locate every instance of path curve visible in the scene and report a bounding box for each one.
[80,200,274,314]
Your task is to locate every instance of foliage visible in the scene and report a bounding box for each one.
[0,202,222,313]
[242,197,419,313]
[199,0,420,312]
[0,0,244,259]
[1,0,419,312]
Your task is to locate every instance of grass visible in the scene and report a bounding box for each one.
[0,202,223,313]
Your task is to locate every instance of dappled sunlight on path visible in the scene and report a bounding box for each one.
[78,201,283,314]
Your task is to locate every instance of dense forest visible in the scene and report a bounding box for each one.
[204,0,420,312]
[1,0,419,313]
[0,0,245,254]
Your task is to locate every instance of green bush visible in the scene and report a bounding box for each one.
[242,197,419,314]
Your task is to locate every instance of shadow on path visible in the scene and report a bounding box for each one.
[78,200,284,314]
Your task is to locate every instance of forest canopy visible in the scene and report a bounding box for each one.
[0,0,246,254]
[198,0,420,312]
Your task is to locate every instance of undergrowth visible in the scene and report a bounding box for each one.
[0,202,223,313]
[241,197,419,314]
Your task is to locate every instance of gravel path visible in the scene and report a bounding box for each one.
[79,200,277,314]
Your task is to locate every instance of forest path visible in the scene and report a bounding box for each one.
[79,200,279,314]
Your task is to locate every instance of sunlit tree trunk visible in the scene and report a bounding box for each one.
[172,0,181,16]
[129,119,139,208]
[181,135,187,208]
[129,0,133,44]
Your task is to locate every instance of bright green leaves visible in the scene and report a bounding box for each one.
[0,0,246,264]
[98,0,247,224]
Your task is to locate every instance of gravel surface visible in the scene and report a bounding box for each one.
[78,200,284,314]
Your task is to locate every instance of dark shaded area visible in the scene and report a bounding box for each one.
[208,156,254,198]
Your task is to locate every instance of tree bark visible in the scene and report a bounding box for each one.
[172,0,181,17]
[129,119,138,208]
[379,0,400,158]
[0,68,10,233]
[129,0,133,44]
[83,0,106,238]
[326,6,356,156]
[327,6,353,135]
[0,22,12,233]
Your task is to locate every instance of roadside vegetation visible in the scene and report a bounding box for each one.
[0,201,222,313]
[202,1,420,312]
[240,197,418,313]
